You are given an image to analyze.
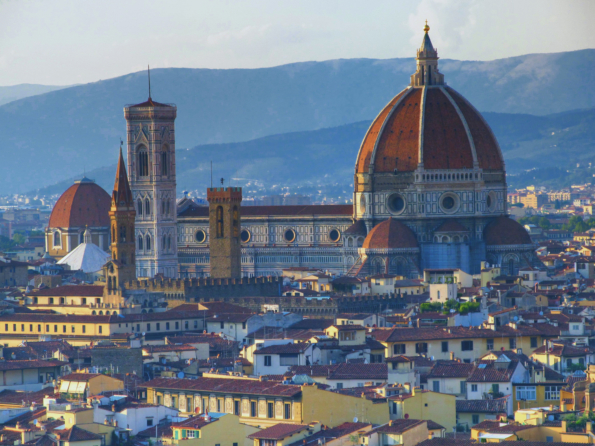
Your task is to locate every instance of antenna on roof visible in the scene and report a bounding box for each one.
[148,65,152,100]
[211,161,213,188]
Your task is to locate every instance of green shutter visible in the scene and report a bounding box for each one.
[182,429,186,438]
[174,431,178,440]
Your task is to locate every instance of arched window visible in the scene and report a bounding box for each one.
[145,198,151,215]
[216,206,224,238]
[146,235,151,251]
[166,199,170,215]
[233,206,239,237]
[161,151,168,176]
[137,147,149,177]
[79,232,84,244]
[53,231,61,247]
[137,199,143,216]
[112,225,116,242]
[162,235,166,250]
[119,225,127,242]
[167,235,171,250]
[138,236,144,251]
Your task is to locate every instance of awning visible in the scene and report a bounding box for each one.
[75,382,87,393]
[59,381,69,393]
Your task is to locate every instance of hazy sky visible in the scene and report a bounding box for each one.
[0,0,594,86]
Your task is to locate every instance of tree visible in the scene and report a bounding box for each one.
[12,233,26,245]
[539,217,551,230]
[420,302,442,313]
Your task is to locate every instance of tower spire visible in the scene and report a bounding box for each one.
[410,21,444,87]
[112,142,133,207]
[148,65,152,100]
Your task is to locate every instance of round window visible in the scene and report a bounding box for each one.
[195,230,206,243]
[329,229,341,242]
[284,229,297,243]
[387,193,406,214]
[442,196,455,209]
[240,229,251,243]
[486,195,492,209]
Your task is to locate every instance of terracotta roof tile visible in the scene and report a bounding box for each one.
[48,181,111,228]
[362,218,418,250]
[247,423,308,440]
[139,377,302,397]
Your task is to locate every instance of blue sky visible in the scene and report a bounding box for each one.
[0,0,593,85]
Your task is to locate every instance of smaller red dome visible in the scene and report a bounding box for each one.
[48,179,111,228]
[362,218,418,249]
[484,216,532,246]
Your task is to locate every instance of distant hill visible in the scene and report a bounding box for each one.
[31,106,595,198]
[5,49,595,193]
[0,84,70,106]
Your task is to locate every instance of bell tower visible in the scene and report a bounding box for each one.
[124,89,178,278]
[207,185,242,279]
[104,146,136,303]
[410,22,444,87]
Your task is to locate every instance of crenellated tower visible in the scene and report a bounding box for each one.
[124,94,178,278]
[207,186,242,279]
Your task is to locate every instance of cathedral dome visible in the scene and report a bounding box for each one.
[48,178,111,228]
[362,217,418,249]
[484,216,532,246]
[355,28,504,175]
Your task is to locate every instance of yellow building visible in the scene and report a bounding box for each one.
[59,373,124,399]
[47,403,115,446]
[324,325,366,345]
[362,419,433,446]
[373,324,558,362]
[140,376,389,428]
[170,413,259,446]
[388,388,456,432]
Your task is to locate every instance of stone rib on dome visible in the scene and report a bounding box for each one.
[48,180,111,228]
[362,218,418,250]
[484,216,532,246]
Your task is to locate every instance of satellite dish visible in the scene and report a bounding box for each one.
[513,316,518,321]
[353,417,358,423]
[33,420,38,425]
[178,372,185,379]
[142,332,146,336]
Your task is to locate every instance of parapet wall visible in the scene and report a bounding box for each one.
[124,276,280,301]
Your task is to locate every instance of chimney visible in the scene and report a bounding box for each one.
[112,404,116,412]
[389,420,393,426]
[450,352,455,361]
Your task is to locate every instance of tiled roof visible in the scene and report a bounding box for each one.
[484,216,533,246]
[166,334,237,350]
[247,423,309,440]
[172,415,216,429]
[532,343,591,358]
[0,360,66,371]
[179,204,352,218]
[427,362,475,378]
[136,424,172,439]
[471,420,502,430]
[285,422,372,446]
[466,360,518,383]
[426,420,445,430]
[60,373,102,381]
[366,419,424,435]
[253,343,311,355]
[289,363,387,380]
[0,389,58,405]
[142,344,197,353]
[205,313,252,323]
[455,397,508,413]
[362,218,418,250]
[139,377,302,397]
[48,181,111,228]
[54,426,102,441]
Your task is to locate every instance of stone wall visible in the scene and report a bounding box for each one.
[91,347,143,375]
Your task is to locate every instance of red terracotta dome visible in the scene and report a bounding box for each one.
[48,178,111,228]
[355,26,504,175]
[362,218,418,249]
[484,216,532,246]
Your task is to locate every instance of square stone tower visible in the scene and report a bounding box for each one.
[207,187,242,279]
[124,97,178,278]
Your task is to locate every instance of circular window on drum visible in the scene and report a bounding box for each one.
[387,193,406,214]
[284,228,297,243]
[240,229,251,243]
[329,229,341,243]
[195,229,206,243]
[440,193,459,214]
[487,191,497,212]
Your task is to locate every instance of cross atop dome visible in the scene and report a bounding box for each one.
[410,21,444,87]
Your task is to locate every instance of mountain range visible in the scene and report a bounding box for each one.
[3,48,595,194]
[31,105,595,199]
